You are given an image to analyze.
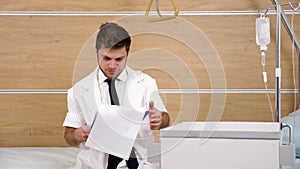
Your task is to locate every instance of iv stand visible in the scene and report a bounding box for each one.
[270,0,300,122]
[257,3,298,166]
[275,4,282,123]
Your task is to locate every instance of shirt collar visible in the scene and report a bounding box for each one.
[117,66,127,82]
[97,66,128,83]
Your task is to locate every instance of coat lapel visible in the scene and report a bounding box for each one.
[123,69,146,109]
[75,69,99,125]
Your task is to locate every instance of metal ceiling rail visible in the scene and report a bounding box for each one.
[0,89,67,94]
[0,89,297,94]
[0,10,299,16]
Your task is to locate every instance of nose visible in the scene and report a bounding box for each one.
[108,60,117,68]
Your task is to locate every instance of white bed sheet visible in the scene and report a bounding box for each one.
[0,147,79,169]
[0,147,299,169]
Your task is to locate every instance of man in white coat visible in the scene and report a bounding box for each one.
[63,22,170,169]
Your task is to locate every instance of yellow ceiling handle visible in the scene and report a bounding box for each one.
[145,0,179,22]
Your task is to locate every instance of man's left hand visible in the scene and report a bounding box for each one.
[148,101,162,130]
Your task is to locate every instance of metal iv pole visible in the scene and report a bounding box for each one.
[275,3,282,123]
[270,0,300,122]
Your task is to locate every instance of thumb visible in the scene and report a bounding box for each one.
[149,100,154,110]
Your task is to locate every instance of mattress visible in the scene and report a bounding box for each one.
[0,147,79,169]
[0,147,299,169]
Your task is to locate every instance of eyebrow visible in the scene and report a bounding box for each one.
[103,55,126,60]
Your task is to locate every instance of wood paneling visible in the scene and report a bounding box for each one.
[165,93,297,124]
[0,94,68,147]
[0,92,297,146]
[0,15,299,89]
[0,16,117,89]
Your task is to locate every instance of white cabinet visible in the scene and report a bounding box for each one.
[160,122,281,169]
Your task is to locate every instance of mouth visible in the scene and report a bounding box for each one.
[107,70,116,76]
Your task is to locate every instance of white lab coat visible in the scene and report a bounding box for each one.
[64,66,166,169]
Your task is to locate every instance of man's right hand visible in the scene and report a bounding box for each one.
[64,125,91,146]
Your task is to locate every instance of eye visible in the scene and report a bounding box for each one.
[115,57,125,62]
[103,56,111,61]
[116,57,124,62]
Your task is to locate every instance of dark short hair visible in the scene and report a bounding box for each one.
[96,23,131,53]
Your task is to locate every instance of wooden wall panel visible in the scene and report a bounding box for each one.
[0,16,117,89]
[0,94,68,147]
[165,93,297,124]
[128,14,300,90]
[0,0,295,11]
[0,15,299,89]
[0,92,297,146]
[184,15,300,90]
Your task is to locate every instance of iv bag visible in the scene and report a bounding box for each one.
[256,17,270,51]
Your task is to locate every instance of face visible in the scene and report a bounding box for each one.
[97,47,128,79]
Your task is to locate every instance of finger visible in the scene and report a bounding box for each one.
[149,100,154,110]
[150,113,161,119]
[83,134,88,141]
[75,128,89,143]
[82,125,91,133]
[151,116,162,121]
[150,115,159,120]
[150,122,161,130]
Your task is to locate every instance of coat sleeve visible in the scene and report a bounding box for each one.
[63,88,84,128]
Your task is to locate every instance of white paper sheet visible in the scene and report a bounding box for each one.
[85,105,147,160]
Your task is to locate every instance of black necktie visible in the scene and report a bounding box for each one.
[106,79,119,105]
[106,79,139,169]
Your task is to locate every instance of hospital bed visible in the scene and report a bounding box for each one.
[1,115,299,169]
[0,146,299,169]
